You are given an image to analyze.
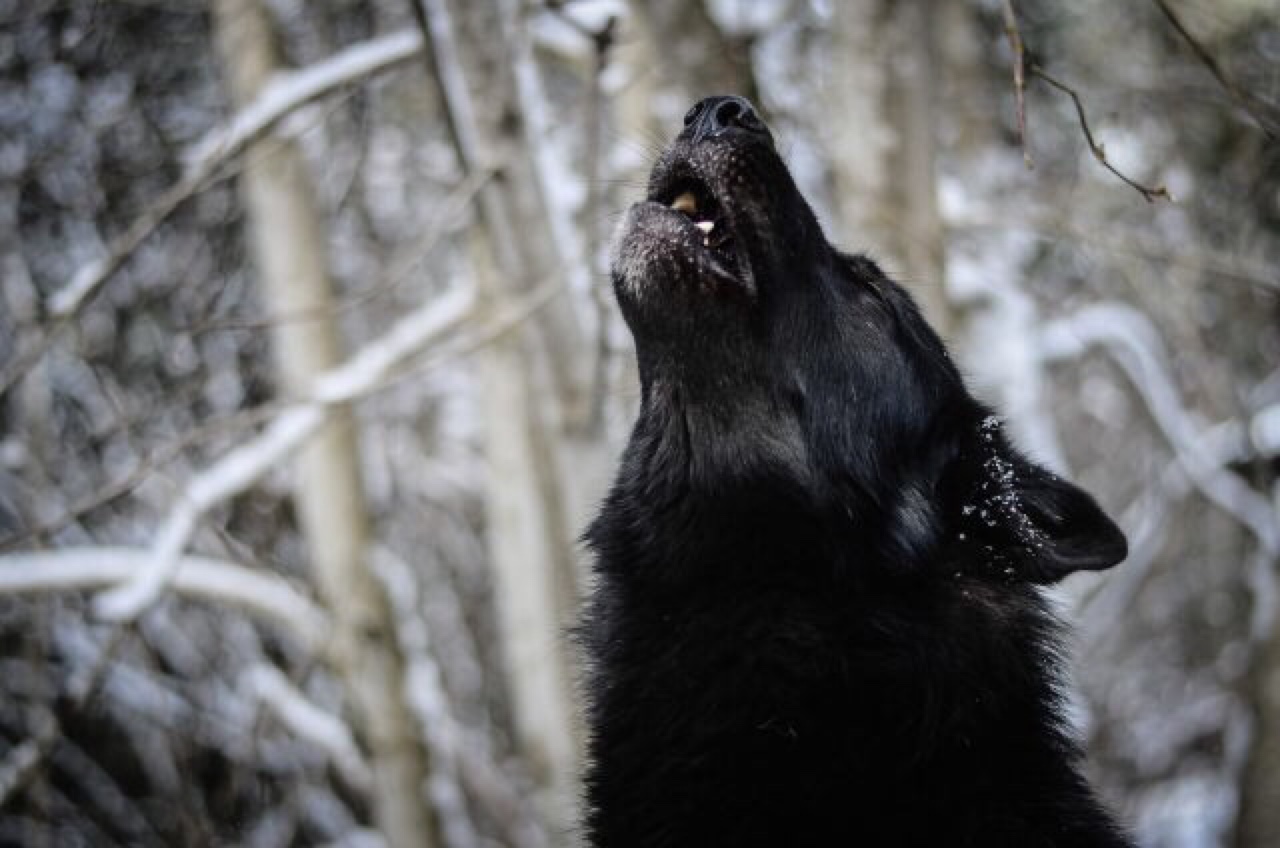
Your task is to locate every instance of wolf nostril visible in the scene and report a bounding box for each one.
[714,100,743,126]
[683,95,770,143]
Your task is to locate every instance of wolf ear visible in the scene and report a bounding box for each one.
[955,420,1127,584]
[1007,459,1128,582]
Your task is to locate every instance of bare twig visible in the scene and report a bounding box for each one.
[1000,0,1033,169]
[1029,64,1173,203]
[1151,0,1277,142]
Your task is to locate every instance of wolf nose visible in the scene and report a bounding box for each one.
[682,95,770,143]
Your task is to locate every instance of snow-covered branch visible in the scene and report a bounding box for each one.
[90,283,476,622]
[241,664,372,790]
[38,30,425,324]
[0,548,328,647]
[186,29,422,176]
[1040,302,1280,559]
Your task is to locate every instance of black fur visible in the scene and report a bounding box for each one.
[581,98,1133,847]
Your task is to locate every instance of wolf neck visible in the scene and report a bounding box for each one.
[589,383,833,583]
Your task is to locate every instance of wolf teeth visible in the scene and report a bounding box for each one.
[671,192,698,215]
[694,220,715,234]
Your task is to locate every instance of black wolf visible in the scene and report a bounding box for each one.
[580,96,1132,847]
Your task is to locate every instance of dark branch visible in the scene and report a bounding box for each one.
[1000,0,1033,169]
[1030,64,1173,203]
[1151,0,1278,143]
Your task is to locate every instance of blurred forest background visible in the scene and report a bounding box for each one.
[0,0,1277,845]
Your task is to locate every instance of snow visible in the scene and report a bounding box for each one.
[1251,404,1280,456]
[0,547,327,647]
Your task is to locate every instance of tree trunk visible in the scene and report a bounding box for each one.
[1239,588,1280,846]
[827,0,951,336]
[210,2,439,846]
[416,0,583,827]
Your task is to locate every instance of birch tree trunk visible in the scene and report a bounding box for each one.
[415,0,583,827]
[211,2,439,846]
[827,0,950,336]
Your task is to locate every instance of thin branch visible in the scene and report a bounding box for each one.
[0,548,329,647]
[1151,0,1277,142]
[90,283,476,622]
[0,710,59,810]
[241,665,371,789]
[0,30,424,398]
[1000,0,1033,169]
[1029,64,1172,203]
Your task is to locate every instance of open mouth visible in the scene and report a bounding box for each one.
[653,173,745,284]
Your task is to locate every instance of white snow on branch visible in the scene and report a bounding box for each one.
[420,0,484,163]
[91,409,324,622]
[241,664,372,790]
[46,29,423,322]
[90,283,477,622]
[0,548,327,647]
[507,7,593,309]
[1252,403,1280,457]
[1039,302,1279,557]
[185,29,423,174]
